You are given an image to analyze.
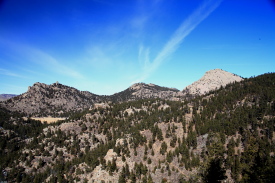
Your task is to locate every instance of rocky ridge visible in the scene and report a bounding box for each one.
[183,69,243,95]
[1,69,243,116]
[109,83,184,102]
[2,82,100,116]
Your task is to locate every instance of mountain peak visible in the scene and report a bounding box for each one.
[129,82,146,90]
[4,82,99,116]
[129,82,179,92]
[183,69,243,95]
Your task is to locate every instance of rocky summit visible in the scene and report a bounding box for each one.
[183,69,243,95]
[109,83,184,102]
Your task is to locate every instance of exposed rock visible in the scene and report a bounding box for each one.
[111,82,184,102]
[104,149,117,162]
[130,83,183,100]
[158,103,170,110]
[183,69,243,95]
[89,165,119,183]
[91,102,110,109]
[1,82,100,115]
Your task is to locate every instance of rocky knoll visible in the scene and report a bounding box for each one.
[109,83,184,102]
[2,82,100,116]
[183,69,243,95]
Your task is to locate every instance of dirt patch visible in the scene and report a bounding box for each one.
[31,117,66,123]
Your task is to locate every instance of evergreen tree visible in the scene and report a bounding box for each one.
[202,158,227,183]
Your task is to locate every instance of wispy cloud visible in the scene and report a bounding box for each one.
[135,0,223,83]
[131,13,148,30]
[130,0,160,38]
[23,47,84,79]
[0,39,84,80]
[0,68,25,78]
[86,45,115,68]
[138,45,150,70]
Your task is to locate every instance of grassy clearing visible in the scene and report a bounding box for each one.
[31,117,66,123]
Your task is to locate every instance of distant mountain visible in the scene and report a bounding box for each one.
[108,83,184,102]
[1,69,244,116]
[183,69,243,95]
[0,94,17,101]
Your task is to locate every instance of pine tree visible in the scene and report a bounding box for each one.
[202,158,227,183]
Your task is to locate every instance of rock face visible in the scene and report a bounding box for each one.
[183,69,243,95]
[0,94,17,101]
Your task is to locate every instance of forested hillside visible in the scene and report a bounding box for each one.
[0,73,274,182]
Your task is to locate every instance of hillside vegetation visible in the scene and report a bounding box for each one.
[0,73,274,182]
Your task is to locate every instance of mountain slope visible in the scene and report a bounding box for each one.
[107,83,183,102]
[183,69,243,95]
[1,82,184,116]
[1,81,186,116]
[0,72,274,182]
[1,69,243,116]
[2,82,100,116]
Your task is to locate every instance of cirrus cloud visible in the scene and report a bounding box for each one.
[134,0,223,83]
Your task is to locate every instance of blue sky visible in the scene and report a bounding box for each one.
[0,0,275,95]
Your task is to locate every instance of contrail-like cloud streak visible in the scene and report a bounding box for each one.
[135,0,223,83]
